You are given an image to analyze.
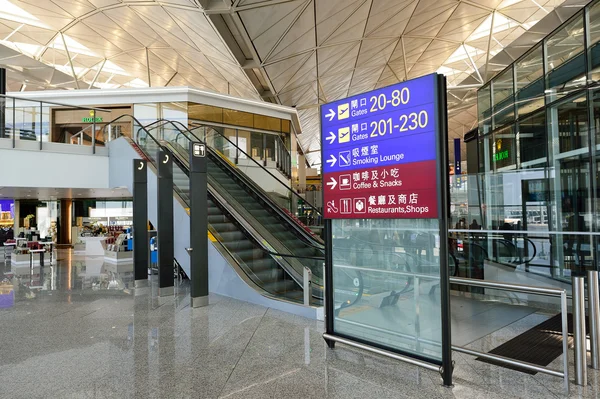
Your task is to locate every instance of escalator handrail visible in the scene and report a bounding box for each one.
[146,119,325,249]
[139,119,318,215]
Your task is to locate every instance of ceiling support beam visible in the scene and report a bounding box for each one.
[165,71,177,87]
[89,58,107,89]
[146,48,151,87]
[483,10,496,82]
[463,43,482,84]
[60,32,80,89]
[401,37,408,81]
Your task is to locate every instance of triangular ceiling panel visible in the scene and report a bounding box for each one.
[322,0,371,46]
[267,3,315,62]
[316,0,364,45]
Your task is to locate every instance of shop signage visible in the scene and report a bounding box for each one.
[82,117,103,123]
[321,74,439,219]
[493,139,509,162]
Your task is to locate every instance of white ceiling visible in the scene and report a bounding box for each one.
[0,0,580,166]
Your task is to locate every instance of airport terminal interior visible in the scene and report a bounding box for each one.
[2,0,600,398]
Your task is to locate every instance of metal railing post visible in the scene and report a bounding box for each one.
[92,112,96,154]
[39,102,42,150]
[303,266,312,306]
[11,97,15,148]
[560,290,570,390]
[573,276,587,386]
[588,270,600,369]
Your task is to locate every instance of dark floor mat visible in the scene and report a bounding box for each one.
[476,313,587,374]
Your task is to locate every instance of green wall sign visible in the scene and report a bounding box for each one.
[494,150,509,162]
[82,117,103,123]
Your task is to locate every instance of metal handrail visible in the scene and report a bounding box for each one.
[448,276,569,389]
[450,228,600,236]
[0,93,112,113]
[70,125,93,145]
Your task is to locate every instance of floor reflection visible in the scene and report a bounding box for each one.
[0,248,598,398]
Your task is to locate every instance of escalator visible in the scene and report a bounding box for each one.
[146,120,325,292]
[104,116,324,306]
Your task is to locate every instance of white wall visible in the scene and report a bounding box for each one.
[0,142,109,189]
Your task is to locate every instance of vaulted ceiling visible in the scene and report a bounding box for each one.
[0,0,577,165]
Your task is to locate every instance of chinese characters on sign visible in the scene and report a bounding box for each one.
[321,74,439,219]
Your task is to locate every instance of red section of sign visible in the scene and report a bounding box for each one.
[323,160,438,219]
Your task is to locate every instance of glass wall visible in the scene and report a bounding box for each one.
[466,1,600,292]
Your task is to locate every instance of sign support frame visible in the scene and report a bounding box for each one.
[321,73,452,386]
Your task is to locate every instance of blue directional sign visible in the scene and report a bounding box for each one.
[321,73,441,219]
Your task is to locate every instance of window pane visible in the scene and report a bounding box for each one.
[490,126,516,171]
[518,111,547,168]
[250,132,263,160]
[188,104,223,123]
[515,46,544,116]
[547,95,589,154]
[546,13,586,96]
[589,1,600,82]
[223,109,253,128]
[492,68,515,128]
[590,88,600,155]
[254,114,281,132]
[478,85,492,134]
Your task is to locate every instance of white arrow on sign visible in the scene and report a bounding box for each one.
[326,177,337,190]
[326,131,336,145]
[326,154,337,167]
[325,109,335,122]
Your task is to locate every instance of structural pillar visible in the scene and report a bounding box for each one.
[189,142,209,307]
[133,159,149,288]
[157,149,174,296]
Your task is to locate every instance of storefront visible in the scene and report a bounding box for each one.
[51,105,132,146]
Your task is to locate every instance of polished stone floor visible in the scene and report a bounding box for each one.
[1,250,600,398]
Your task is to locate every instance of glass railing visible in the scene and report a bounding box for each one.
[188,121,292,179]
[141,120,325,291]
[0,94,110,152]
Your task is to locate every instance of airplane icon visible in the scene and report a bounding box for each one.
[338,103,349,120]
